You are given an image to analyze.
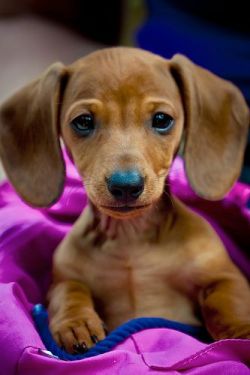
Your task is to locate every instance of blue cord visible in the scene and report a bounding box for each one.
[32,304,211,361]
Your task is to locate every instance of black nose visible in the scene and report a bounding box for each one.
[107,170,144,202]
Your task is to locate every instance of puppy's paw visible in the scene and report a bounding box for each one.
[228,324,250,339]
[50,308,106,354]
[213,324,250,340]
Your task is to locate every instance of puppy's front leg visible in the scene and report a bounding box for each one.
[199,272,250,340]
[47,206,105,353]
[47,280,105,353]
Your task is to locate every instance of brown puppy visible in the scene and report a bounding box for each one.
[0,48,250,353]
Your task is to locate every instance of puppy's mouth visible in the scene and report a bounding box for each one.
[99,203,151,218]
[101,204,149,213]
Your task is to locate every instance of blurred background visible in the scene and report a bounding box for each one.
[0,0,249,183]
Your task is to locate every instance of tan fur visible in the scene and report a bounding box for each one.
[0,47,249,353]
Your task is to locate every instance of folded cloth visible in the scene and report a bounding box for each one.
[0,152,249,374]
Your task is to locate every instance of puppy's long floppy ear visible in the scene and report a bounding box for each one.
[0,63,68,207]
[170,54,249,200]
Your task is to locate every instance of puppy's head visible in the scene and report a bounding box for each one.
[0,48,249,219]
[61,49,184,218]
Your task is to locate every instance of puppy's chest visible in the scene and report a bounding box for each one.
[82,238,189,298]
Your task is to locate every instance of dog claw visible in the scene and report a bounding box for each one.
[73,342,88,354]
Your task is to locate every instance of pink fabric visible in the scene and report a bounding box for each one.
[0,153,250,374]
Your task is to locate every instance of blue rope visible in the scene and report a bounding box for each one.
[32,304,211,361]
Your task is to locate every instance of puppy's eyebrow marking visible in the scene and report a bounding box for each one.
[65,99,104,121]
[69,99,103,110]
[143,97,176,114]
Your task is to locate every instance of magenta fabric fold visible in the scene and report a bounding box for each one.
[0,153,249,374]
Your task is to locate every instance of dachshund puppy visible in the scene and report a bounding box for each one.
[0,48,250,353]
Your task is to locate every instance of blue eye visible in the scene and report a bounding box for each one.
[70,114,94,136]
[152,112,174,134]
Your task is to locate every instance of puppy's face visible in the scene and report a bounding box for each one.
[61,50,184,218]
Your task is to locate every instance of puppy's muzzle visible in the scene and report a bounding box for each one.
[106,170,144,203]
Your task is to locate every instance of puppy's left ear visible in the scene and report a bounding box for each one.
[170,54,249,200]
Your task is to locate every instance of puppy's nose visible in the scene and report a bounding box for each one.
[107,170,144,202]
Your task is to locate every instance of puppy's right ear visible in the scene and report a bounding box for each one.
[170,54,249,200]
[0,63,68,207]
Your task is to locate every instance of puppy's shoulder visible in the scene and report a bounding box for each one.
[166,196,228,259]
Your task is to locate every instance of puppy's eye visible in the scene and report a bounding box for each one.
[70,114,94,136]
[152,112,174,134]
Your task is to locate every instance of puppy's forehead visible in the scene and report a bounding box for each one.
[65,48,179,103]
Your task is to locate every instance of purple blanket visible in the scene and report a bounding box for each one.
[0,153,250,374]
